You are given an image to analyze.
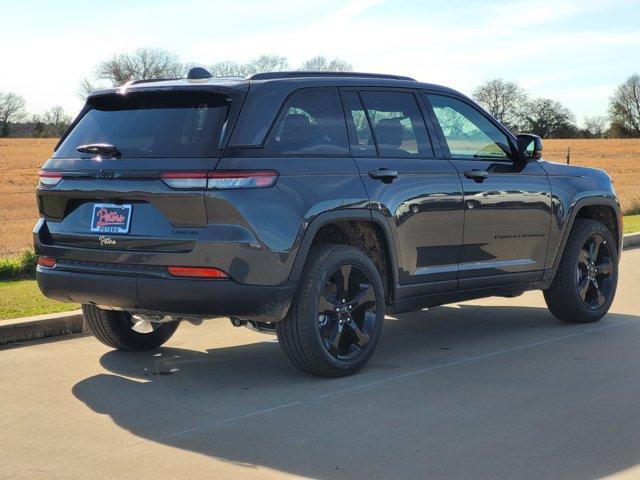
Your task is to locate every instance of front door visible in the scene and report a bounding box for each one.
[341,88,464,294]
[423,93,552,288]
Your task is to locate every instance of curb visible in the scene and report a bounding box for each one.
[623,232,640,250]
[1,233,639,346]
[0,309,85,346]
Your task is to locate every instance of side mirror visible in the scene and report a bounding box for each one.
[517,134,543,160]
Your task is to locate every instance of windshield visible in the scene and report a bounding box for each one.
[55,91,230,158]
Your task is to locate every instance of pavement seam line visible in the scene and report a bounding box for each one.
[131,317,636,446]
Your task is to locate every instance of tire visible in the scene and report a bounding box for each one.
[544,219,618,323]
[82,304,180,350]
[276,244,385,377]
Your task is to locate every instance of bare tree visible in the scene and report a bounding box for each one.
[609,73,640,138]
[0,92,26,137]
[209,60,249,78]
[299,56,352,72]
[95,47,185,86]
[584,115,608,138]
[245,54,289,75]
[43,106,72,137]
[209,54,289,78]
[472,79,528,131]
[31,114,46,137]
[77,77,100,99]
[522,98,577,138]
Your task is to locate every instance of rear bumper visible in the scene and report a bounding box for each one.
[36,268,295,322]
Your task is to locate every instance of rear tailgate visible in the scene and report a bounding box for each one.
[36,88,236,253]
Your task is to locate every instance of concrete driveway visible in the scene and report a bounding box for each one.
[2,249,640,480]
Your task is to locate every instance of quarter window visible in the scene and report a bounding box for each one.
[426,94,512,160]
[360,91,433,157]
[267,89,348,155]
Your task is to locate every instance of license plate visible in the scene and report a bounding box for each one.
[90,203,132,234]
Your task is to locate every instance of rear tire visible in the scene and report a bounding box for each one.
[82,304,179,350]
[276,244,385,377]
[544,219,618,323]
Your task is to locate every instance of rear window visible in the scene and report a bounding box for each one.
[55,91,230,158]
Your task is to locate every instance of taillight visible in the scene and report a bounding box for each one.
[38,170,62,187]
[159,171,208,189]
[167,266,228,278]
[160,170,278,190]
[37,256,56,268]
[207,171,278,189]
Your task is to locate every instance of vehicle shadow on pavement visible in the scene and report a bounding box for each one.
[72,304,640,480]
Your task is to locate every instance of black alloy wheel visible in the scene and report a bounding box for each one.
[276,244,385,377]
[317,264,377,360]
[576,233,614,310]
[544,218,618,324]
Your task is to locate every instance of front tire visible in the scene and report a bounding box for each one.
[277,244,385,377]
[82,305,180,350]
[544,219,618,323]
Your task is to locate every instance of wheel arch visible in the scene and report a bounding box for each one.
[549,195,622,274]
[288,210,399,303]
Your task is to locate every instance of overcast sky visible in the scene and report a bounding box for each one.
[2,0,639,125]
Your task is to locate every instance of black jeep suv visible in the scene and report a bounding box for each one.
[35,69,622,377]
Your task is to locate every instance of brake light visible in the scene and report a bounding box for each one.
[160,170,278,190]
[207,170,278,189]
[37,256,56,268]
[159,171,208,189]
[167,266,229,278]
[38,170,62,187]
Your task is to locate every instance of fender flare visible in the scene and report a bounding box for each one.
[287,209,400,290]
[548,194,622,275]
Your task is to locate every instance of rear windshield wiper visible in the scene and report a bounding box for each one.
[76,143,122,158]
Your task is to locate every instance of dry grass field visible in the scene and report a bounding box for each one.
[0,138,639,256]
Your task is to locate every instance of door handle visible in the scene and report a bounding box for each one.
[368,168,399,183]
[463,170,488,182]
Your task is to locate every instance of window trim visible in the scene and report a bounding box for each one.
[261,86,351,158]
[420,90,519,163]
[340,87,441,160]
[339,89,379,156]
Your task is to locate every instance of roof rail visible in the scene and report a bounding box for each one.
[247,71,416,81]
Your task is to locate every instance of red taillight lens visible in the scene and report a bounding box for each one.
[160,170,278,190]
[37,256,56,268]
[38,170,62,187]
[167,266,228,278]
[159,171,208,189]
[207,170,278,189]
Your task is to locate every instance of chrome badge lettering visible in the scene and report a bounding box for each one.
[98,236,117,246]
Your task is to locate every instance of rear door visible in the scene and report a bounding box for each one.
[422,92,551,288]
[38,89,235,252]
[341,88,464,293]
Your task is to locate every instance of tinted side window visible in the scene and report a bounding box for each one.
[267,89,348,155]
[341,91,376,156]
[426,94,512,160]
[360,91,433,157]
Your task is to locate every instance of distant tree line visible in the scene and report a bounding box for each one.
[0,92,71,138]
[472,74,640,138]
[2,47,640,139]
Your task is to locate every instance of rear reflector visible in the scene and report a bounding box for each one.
[207,170,278,189]
[37,256,56,268]
[167,266,228,278]
[160,170,278,190]
[38,170,62,187]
